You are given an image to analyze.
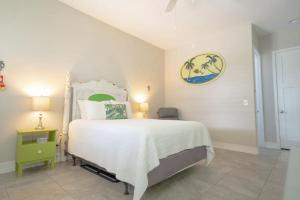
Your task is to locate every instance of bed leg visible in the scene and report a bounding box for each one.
[124,182,129,195]
[72,156,76,166]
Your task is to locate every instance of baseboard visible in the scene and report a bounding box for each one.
[0,161,15,174]
[213,141,259,155]
[264,142,280,149]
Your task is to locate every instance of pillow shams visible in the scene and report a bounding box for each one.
[78,100,107,120]
[78,100,88,119]
[78,100,133,120]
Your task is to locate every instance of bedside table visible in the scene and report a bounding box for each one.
[16,128,56,176]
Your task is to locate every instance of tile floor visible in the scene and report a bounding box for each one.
[0,148,289,200]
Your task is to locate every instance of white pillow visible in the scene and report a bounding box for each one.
[108,101,133,119]
[78,100,107,120]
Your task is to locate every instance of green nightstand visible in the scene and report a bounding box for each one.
[16,128,56,176]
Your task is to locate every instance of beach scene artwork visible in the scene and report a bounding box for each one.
[180,53,225,84]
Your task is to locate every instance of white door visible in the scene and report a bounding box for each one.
[276,47,300,148]
[254,50,265,147]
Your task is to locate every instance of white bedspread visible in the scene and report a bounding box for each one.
[68,119,214,200]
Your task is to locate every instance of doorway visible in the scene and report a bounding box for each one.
[254,49,265,147]
[274,46,300,148]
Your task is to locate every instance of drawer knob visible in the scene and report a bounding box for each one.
[37,149,42,154]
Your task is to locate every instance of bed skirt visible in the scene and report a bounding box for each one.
[148,146,207,187]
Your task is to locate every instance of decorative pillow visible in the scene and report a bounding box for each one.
[108,101,133,118]
[105,104,128,120]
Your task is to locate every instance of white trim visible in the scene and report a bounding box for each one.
[273,46,300,54]
[254,49,265,147]
[264,142,280,149]
[272,46,300,148]
[272,51,282,148]
[213,141,258,155]
[0,161,15,174]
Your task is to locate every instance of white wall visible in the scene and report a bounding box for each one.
[260,27,300,144]
[0,0,164,167]
[165,25,257,152]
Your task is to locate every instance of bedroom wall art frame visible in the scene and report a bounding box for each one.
[0,61,5,91]
[180,53,226,85]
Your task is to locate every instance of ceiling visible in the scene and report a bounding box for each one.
[59,0,300,49]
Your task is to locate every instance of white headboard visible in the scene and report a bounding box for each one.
[71,80,128,120]
[62,73,128,137]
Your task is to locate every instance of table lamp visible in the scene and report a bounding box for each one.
[139,102,149,118]
[32,96,50,130]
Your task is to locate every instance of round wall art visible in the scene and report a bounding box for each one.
[180,53,225,84]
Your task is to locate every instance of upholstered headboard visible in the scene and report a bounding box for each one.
[71,80,128,120]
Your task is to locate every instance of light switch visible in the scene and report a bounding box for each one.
[243,99,249,106]
[147,85,151,92]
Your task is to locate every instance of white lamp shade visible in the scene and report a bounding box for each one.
[32,96,50,111]
[140,102,149,112]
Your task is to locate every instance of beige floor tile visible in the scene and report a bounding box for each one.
[208,158,240,172]
[258,181,284,200]
[229,168,270,187]
[6,178,64,200]
[59,176,103,192]
[143,179,205,200]
[185,165,229,185]
[216,175,262,199]
[67,181,131,200]
[258,192,283,200]
[0,185,8,199]
[268,168,287,185]
[5,167,51,188]
[277,151,290,162]
[142,180,171,200]
[68,189,115,200]
[0,148,288,200]
[0,172,15,186]
[202,185,256,200]
[21,192,74,200]
[47,162,81,177]
[174,174,212,194]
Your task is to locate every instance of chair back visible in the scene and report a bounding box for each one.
[157,108,179,120]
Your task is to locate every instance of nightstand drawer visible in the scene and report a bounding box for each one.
[17,142,55,163]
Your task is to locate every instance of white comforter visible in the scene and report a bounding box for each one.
[68,119,214,200]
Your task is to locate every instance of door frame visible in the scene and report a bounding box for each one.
[254,49,265,147]
[273,46,300,148]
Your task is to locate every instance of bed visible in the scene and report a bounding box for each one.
[62,79,214,200]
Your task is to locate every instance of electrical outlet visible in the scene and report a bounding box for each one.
[243,99,249,106]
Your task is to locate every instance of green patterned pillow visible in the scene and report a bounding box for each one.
[105,104,127,120]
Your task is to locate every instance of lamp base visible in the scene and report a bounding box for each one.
[35,113,45,130]
[35,126,45,130]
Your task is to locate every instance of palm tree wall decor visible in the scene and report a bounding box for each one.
[183,57,196,81]
[180,53,225,85]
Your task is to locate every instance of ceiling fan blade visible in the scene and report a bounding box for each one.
[165,0,178,12]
